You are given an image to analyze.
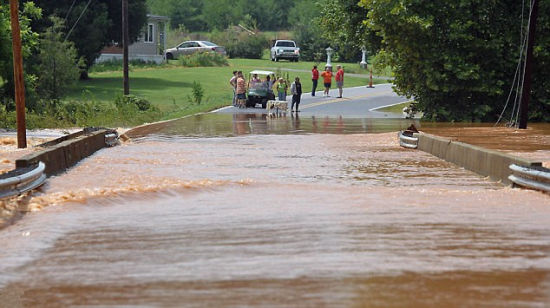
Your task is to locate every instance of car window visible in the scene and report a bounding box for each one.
[179,42,191,48]
[201,41,216,47]
[276,41,296,47]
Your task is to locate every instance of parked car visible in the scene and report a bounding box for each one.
[270,40,300,62]
[165,41,226,60]
[246,70,276,108]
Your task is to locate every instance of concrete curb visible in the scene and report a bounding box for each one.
[415,133,542,185]
[16,128,116,176]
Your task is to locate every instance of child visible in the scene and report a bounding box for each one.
[290,77,302,112]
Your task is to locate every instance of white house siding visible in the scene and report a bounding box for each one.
[95,15,168,64]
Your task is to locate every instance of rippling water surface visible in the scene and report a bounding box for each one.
[0,114,549,307]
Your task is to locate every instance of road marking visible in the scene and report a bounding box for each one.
[301,90,393,110]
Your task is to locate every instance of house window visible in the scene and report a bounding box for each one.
[144,24,154,43]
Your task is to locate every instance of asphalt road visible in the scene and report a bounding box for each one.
[215,83,409,118]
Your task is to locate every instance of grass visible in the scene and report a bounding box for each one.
[376,101,411,113]
[67,57,391,120]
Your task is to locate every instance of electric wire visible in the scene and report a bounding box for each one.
[64,0,93,42]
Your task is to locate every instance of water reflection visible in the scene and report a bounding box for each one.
[125,112,419,139]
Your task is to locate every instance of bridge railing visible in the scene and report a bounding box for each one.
[0,162,46,200]
[398,131,418,149]
[508,164,550,193]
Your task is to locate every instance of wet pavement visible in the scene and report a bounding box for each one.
[0,113,549,307]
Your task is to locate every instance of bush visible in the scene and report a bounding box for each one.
[177,52,228,67]
[226,34,268,59]
[90,59,163,73]
[114,95,153,111]
[210,29,269,59]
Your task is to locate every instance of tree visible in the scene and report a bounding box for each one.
[35,16,81,100]
[31,0,147,78]
[0,1,41,103]
[361,0,550,122]
[318,0,381,62]
[289,0,324,62]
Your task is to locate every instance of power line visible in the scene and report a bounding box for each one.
[64,0,93,42]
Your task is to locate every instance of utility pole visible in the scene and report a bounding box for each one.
[9,0,27,148]
[122,0,129,95]
[519,0,539,129]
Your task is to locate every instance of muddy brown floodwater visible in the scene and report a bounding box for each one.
[0,114,549,307]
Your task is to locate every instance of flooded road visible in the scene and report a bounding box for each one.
[1,114,549,307]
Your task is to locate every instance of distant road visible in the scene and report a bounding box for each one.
[214,83,409,118]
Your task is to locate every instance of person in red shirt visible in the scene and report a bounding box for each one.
[320,66,333,97]
[335,65,344,98]
[311,65,319,96]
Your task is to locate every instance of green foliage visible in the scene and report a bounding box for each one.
[0,2,41,100]
[114,95,153,112]
[177,52,229,67]
[0,94,162,129]
[90,59,163,73]
[317,0,382,62]
[289,0,324,62]
[33,0,148,73]
[35,16,81,100]
[147,0,295,31]
[361,0,550,122]
[189,81,204,105]
[225,32,269,59]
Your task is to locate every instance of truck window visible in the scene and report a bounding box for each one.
[276,41,296,47]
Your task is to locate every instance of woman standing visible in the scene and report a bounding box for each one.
[320,67,332,97]
[276,78,288,101]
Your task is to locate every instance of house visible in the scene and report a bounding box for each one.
[96,14,169,64]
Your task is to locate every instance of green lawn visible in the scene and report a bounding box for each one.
[66,58,390,120]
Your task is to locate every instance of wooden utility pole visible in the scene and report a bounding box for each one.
[9,0,27,148]
[519,0,539,129]
[122,0,129,95]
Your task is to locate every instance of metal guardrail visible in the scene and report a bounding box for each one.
[0,162,46,199]
[398,131,418,149]
[105,132,119,147]
[508,164,550,193]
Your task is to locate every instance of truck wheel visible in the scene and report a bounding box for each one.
[166,53,173,60]
[274,57,279,62]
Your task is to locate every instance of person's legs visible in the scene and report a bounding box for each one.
[312,79,317,96]
[295,95,301,111]
[338,82,343,98]
[291,95,297,111]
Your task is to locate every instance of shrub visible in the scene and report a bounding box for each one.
[225,34,268,59]
[210,29,269,59]
[189,81,204,104]
[177,52,228,67]
[114,95,153,111]
[90,59,162,73]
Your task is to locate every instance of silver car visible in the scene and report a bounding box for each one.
[165,41,226,60]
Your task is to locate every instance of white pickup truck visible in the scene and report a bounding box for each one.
[270,40,300,62]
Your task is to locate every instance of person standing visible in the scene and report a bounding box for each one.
[276,78,288,101]
[290,77,302,112]
[335,65,344,98]
[229,70,238,106]
[235,71,247,108]
[320,66,333,97]
[311,65,319,96]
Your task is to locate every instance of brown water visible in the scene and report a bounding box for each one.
[0,114,549,307]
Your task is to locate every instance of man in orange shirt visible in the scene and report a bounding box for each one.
[311,65,319,96]
[335,65,344,98]
[320,66,332,97]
